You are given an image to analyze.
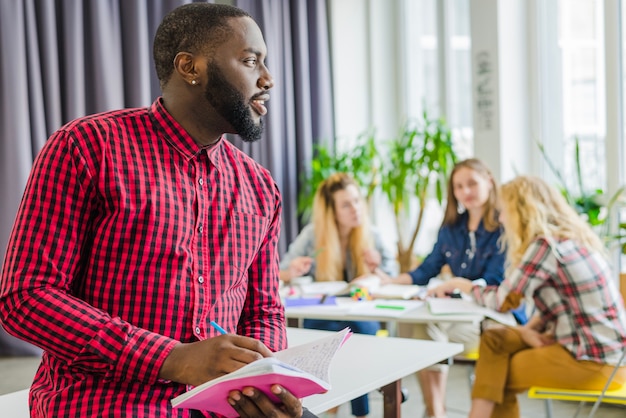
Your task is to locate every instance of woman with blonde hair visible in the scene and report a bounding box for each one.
[280,172,397,418]
[436,175,626,418]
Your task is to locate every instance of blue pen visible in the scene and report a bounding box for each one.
[210,321,228,335]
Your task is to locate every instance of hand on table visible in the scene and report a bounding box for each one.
[367,267,396,285]
[228,385,304,418]
[159,334,273,387]
[375,271,412,286]
[427,277,473,298]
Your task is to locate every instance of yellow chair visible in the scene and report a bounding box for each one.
[527,349,626,418]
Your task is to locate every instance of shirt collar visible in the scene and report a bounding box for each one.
[149,98,223,170]
[458,211,487,235]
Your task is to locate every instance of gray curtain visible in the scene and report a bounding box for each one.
[0,0,333,355]
[233,0,335,251]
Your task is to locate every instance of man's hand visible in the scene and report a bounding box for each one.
[159,334,273,387]
[228,385,303,418]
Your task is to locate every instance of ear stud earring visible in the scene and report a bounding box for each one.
[191,80,198,85]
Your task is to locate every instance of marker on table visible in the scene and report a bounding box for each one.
[375,304,406,310]
[210,321,228,335]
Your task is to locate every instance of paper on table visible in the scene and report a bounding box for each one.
[298,281,350,296]
[285,300,352,316]
[370,284,425,300]
[346,300,425,317]
[427,298,517,326]
[171,327,352,416]
[349,275,381,289]
[283,295,337,307]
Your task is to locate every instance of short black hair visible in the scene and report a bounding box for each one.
[153,3,251,87]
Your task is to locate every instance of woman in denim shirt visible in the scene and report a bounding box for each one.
[381,158,503,418]
[408,209,504,287]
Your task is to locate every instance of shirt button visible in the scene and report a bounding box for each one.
[198,224,203,234]
[198,276,204,284]
[195,327,201,335]
[198,178,204,186]
[461,263,467,268]
[445,251,451,257]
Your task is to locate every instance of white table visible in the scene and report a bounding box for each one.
[288,327,463,418]
[0,389,29,418]
[285,298,484,336]
[0,328,462,418]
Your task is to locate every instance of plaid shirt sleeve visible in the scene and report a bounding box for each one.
[0,128,178,385]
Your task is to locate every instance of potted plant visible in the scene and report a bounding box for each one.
[298,112,458,273]
[538,138,626,251]
[379,112,457,272]
[297,131,380,221]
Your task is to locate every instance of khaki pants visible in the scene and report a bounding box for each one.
[398,321,480,372]
[472,326,626,418]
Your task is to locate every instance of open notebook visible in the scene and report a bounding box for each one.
[171,327,352,417]
[427,298,517,326]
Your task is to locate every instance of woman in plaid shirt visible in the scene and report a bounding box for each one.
[434,175,626,418]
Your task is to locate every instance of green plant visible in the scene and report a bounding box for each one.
[299,112,458,272]
[538,138,626,253]
[297,131,380,221]
[379,112,457,271]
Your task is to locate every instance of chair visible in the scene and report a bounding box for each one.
[527,348,626,418]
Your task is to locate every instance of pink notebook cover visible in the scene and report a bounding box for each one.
[172,371,328,417]
[172,327,351,416]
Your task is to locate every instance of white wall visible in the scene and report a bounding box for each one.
[470,0,531,182]
[328,0,404,142]
[328,0,446,258]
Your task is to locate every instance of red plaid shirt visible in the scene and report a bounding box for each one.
[0,98,286,417]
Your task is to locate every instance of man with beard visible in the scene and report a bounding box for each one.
[0,4,311,418]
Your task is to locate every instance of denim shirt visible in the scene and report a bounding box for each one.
[408,212,504,286]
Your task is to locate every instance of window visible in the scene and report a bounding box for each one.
[402,0,473,159]
[539,0,606,193]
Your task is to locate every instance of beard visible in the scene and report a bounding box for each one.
[204,62,264,142]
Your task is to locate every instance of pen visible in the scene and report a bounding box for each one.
[375,304,406,310]
[311,247,325,258]
[210,321,228,335]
